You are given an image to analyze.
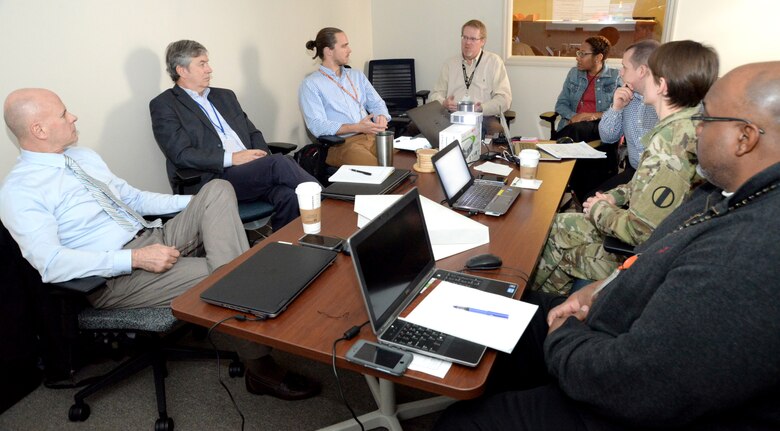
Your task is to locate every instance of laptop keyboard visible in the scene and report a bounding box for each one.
[383,320,447,353]
[458,183,502,209]
[441,271,482,288]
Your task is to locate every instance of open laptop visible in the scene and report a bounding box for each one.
[431,141,521,216]
[500,113,560,162]
[406,100,451,148]
[322,169,411,201]
[200,242,337,318]
[348,188,519,367]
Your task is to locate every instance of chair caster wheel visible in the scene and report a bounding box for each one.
[155,417,174,431]
[68,403,90,422]
[228,360,245,378]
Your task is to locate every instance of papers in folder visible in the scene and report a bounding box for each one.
[354,195,489,260]
[536,141,607,159]
[328,165,395,185]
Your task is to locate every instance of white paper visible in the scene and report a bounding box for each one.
[404,281,538,354]
[536,142,607,159]
[354,195,489,261]
[473,161,513,177]
[407,353,452,378]
[510,178,543,190]
[394,136,431,151]
[328,165,395,184]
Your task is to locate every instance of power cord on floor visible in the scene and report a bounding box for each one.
[208,314,266,431]
[331,320,370,431]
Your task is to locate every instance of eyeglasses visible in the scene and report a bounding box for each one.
[575,50,594,58]
[691,107,765,135]
[461,35,484,43]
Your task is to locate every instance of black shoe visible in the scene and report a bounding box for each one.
[245,368,320,400]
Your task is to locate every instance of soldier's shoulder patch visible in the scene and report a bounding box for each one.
[651,186,676,208]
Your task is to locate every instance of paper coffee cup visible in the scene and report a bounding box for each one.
[519,149,541,180]
[295,182,322,234]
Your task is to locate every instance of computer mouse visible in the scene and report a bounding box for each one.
[464,253,503,270]
[556,136,574,144]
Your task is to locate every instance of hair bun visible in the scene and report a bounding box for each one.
[305,40,316,50]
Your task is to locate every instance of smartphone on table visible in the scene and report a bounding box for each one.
[345,339,413,376]
[298,234,344,251]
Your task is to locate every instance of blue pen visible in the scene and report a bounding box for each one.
[453,305,509,319]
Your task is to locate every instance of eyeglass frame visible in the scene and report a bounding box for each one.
[461,35,484,43]
[691,104,765,135]
[575,50,594,58]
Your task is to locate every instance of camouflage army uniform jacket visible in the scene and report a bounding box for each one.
[588,106,702,245]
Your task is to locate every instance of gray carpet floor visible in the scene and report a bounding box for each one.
[0,332,442,431]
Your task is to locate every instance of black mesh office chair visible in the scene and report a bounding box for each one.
[368,58,430,136]
[0,222,243,431]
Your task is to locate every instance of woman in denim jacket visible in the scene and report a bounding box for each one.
[553,35,621,141]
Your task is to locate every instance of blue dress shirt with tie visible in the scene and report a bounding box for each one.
[0,147,190,282]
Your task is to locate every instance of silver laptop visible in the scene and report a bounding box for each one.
[431,141,521,216]
[406,100,451,148]
[500,113,560,162]
[348,188,519,367]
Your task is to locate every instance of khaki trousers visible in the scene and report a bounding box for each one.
[325,133,378,167]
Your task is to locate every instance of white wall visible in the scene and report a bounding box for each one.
[372,0,780,139]
[4,0,780,193]
[0,0,374,193]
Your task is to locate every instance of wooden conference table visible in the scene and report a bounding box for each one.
[171,148,574,430]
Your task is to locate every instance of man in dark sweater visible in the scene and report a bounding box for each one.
[434,61,780,430]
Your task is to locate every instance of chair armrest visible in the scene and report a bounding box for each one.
[267,142,297,155]
[603,236,635,257]
[539,111,559,123]
[503,110,516,124]
[416,90,430,104]
[317,135,345,148]
[51,276,107,296]
[174,168,202,195]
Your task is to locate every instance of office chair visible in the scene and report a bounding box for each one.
[170,141,297,236]
[0,222,244,431]
[368,59,430,136]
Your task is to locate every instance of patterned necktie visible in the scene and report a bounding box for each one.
[63,155,162,232]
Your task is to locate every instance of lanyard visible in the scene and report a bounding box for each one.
[461,51,484,90]
[319,69,361,107]
[195,99,225,135]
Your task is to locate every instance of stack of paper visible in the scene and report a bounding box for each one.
[536,141,606,159]
[328,165,395,185]
[353,195,489,260]
[405,281,538,354]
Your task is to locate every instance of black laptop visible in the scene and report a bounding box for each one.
[200,242,337,318]
[348,188,519,367]
[432,141,521,216]
[406,100,452,148]
[322,169,411,201]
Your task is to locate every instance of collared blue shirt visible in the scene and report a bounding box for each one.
[298,65,390,137]
[598,92,659,169]
[0,147,190,282]
[182,87,246,168]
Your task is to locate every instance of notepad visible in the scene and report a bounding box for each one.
[536,142,607,159]
[328,165,395,184]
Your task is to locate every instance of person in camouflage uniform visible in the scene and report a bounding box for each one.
[533,40,719,295]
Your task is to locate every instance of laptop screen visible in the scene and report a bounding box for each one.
[348,189,435,332]
[432,141,472,201]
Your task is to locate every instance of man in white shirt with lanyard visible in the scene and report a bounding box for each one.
[431,19,513,136]
[299,27,391,167]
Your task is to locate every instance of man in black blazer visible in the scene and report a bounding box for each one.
[150,40,317,231]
